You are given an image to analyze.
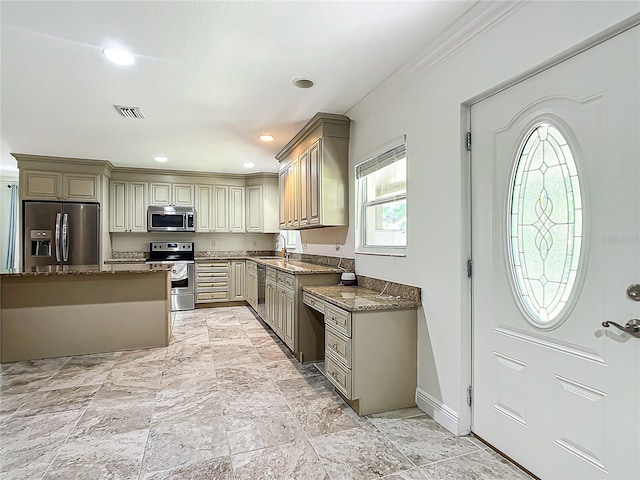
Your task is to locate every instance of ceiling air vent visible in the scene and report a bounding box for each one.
[114,105,145,119]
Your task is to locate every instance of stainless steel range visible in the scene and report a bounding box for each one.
[147,241,195,311]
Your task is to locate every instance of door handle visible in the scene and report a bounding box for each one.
[55,213,61,261]
[62,213,69,262]
[602,319,640,338]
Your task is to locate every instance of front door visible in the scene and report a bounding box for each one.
[471,26,639,479]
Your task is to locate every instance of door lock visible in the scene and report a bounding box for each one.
[627,284,640,301]
[602,318,640,338]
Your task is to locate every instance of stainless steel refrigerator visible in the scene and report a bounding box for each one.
[23,201,100,269]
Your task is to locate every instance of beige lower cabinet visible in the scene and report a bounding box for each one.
[245,261,258,310]
[229,260,245,301]
[263,268,340,362]
[304,291,417,416]
[196,261,230,303]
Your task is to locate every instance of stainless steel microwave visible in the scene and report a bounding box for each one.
[147,206,196,232]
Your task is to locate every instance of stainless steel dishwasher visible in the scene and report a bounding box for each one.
[257,264,266,320]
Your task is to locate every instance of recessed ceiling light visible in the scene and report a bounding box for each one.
[259,134,274,142]
[154,156,168,163]
[102,47,135,66]
[293,78,315,89]
[242,162,255,169]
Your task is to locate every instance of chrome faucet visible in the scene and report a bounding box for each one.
[276,234,289,260]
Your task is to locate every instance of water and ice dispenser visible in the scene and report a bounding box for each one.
[30,230,52,257]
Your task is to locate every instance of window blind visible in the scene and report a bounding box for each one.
[355,144,406,179]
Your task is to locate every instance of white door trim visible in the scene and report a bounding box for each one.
[460,12,640,436]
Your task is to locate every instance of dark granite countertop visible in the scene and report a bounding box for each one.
[1,264,172,277]
[302,285,420,312]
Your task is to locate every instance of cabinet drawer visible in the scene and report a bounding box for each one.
[277,272,295,289]
[303,292,325,313]
[246,261,257,273]
[197,262,230,272]
[325,326,351,368]
[197,281,228,289]
[325,352,352,399]
[266,268,277,281]
[325,303,351,338]
[196,291,228,302]
[197,271,228,279]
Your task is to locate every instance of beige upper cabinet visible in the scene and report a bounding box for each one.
[110,181,148,232]
[196,184,231,232]
[276,113,350,229]
[22,171,100,202]
[149,182,194,206]
[244,177,279,233]
[229,186,245,233]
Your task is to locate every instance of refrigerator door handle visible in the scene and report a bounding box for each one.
[62,213,69,262]
[55,213,61,262]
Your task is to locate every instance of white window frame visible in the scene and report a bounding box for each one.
[355,137,407,256]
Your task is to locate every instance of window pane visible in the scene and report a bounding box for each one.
[365,158,406,202]
[365,199,406,247]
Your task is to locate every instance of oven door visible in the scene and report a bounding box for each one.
[170,262,194,294]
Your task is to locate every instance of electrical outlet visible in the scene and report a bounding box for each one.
[335,240,340,251]
[211,240,215,248]
[253,241,257,247]
[303,240,308,249]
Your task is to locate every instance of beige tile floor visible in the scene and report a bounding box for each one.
[0,306,533,480]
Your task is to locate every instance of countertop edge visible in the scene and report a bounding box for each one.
[302,285,420,312]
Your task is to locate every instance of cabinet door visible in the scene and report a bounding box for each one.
[298,150,309,227]
[230,261,245,300]
[267,280,278,328]
[150,183,171,205]
[129,182,148,232]
[23,171,62,200]
[229,186,245,233]
[289,160,299,228]
[278,168,287,229]
[64,174,99,201]
[283,287,295,349]
[110,181,127,232]
[195,185,212,232]
[212,186,229,232]
[308,139,321,226]
[245,185,263,232]
[173,184,194,206]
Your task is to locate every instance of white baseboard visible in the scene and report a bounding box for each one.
[416,388,459,435]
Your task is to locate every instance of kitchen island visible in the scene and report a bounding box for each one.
[0,264,172,362]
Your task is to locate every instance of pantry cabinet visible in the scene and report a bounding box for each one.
[110,181,148,232]
[276,113,350,230]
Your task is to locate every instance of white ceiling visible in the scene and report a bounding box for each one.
[1,1,476,174]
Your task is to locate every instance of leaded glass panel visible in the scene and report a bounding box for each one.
[508,123,583,327]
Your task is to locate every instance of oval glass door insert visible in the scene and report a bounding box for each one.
[508,123,583,328]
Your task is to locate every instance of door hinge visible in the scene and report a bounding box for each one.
[466,132,472,151]
[467,258,472,278]
[467,385,472,407]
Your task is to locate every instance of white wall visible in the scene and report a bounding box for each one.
[0,175,19,270]
[304,1,640,434]
[111,232,276,253]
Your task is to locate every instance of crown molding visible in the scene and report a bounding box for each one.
[347,0,525,120]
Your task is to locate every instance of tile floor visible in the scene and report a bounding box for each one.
[0,306,533,480]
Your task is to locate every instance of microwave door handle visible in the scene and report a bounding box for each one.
[55,213,61,262]
[62,213,69,262]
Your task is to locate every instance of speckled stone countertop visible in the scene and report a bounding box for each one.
[253,258,343,275]
[104,258,147,264]
[1,264,172,277]
[302,285,420,312]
